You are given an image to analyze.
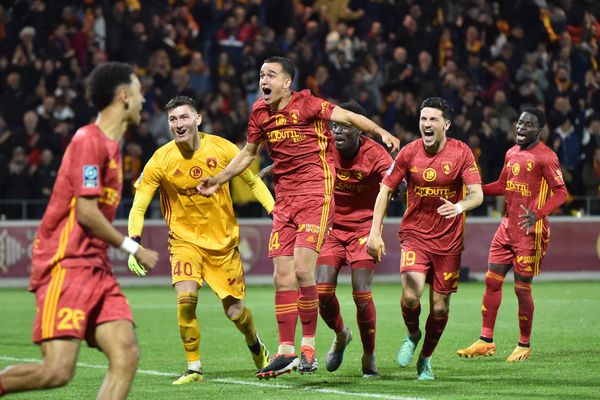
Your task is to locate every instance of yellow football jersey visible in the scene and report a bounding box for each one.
[134,133,271,251]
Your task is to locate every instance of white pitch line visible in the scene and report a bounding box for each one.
[0,356,425,400]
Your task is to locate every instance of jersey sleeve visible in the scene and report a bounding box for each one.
[247,110,265,144]
[541,151,566,190]
[382,147,410,189]
[303,91,335,121]
[68,136,107,198]
[134,154,162,196]
[459,147,482,185]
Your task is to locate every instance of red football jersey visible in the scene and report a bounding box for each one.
[493,141,565,247]
[30,124,123,289]
[333,136,392,231]
[383,138,482,254]
[247,89,336,196]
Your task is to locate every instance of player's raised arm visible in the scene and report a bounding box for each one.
[198,141,261,196]
[366,183,395,262]
[330,105,400,152]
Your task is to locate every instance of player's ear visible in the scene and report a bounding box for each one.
[196,112,203,127]
[116,85,129,109]
[283,77,292,89]
[444,118,451,132]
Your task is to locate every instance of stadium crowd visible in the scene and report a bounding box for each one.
[0,0,599,219]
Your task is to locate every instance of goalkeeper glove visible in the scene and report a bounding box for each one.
[127,236,146,277]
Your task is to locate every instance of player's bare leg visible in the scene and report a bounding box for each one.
[222,296,270,370]
[294,247,320,374]
[95,320,139,400]
[256,256,299,379]
[397,272,426,368]
[0,339,79,394]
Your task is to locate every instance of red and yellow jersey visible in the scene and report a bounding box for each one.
[134,134,267,251]
[495,141,565,247]
[247,89,336,197]
[30,124,123,289]
[383,138,482,254]
[333,136,392,231]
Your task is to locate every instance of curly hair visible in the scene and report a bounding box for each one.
[87,62,134,111]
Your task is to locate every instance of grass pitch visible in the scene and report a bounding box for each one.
[1,281,599,399]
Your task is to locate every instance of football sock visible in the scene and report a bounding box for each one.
[177,292,201,364]
[275,290,298,348]
[480,336,494,343]
[515,281,534,345]
[401,301,421,336]
[317,283,344,333]
[353,290,376,354]
[229,306,257,346]
[481,270,505,339]
[0,377,5,396]
[421,312,449,357]
[297,285,319,340]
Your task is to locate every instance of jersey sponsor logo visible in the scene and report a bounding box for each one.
[177,187,199,196]
[414,185,456,198]
[297,223,321,234]
[337,170,351,181]
[275,114,287,126]
[423,168,437,182]
[83,165,99,188]
[511,162,521,176]
[526,160,535,172]
[335,180,369,193]
[290,109,300,123]
[442,161,452,175]
[386,161,396,176]
[266,129,306,143]
[189,166,203,179]
[505,180,531,196]
[206,158,217,170]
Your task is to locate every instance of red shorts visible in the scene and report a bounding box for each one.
[488,222,549,277]
[400,242,461,295]
[32,266,133,347]
[268,194,334,257]
[317,227,375,270]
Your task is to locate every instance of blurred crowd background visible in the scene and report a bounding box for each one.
[0,0,599,219]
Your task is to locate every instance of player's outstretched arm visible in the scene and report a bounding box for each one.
[367,183,394,262]
[198,142,261,197]
[240,169,275,214]
[330,106,400,151]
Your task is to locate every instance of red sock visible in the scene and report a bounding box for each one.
[275,290,298,347]
[353,291,376,354]
[297,285,319,340]
[0,377,5,396]
[514,282,534,345]
[317,283,344,333]
[481,270,505,339]
[401,301,421,335]
[421,312,449,357]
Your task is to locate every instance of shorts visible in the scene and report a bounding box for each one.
[488,222,549,277]
[268,194,334,257]
[317,227,375,270]
[169,239,245,299]
[32,265,133,347]
[399,242,461,295]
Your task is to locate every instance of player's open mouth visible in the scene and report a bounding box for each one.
[262,87,272,101]
[175,129,187,136]
[423,129,434,137]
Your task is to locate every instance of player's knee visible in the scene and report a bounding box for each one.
[40,368,74,388]
[294,267,314,286]
[401,293,420,308]
[431,303,449,318]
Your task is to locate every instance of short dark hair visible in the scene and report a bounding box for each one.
[420,97,453,120]
[87,62,134,111]
[263,56,295,81]
[522,107,546,129]
[340,101,367,117]
[165,96,198,113]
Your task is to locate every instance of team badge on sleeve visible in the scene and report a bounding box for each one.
[83,165,99,188]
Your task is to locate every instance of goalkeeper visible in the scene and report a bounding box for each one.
[127,96,274,384]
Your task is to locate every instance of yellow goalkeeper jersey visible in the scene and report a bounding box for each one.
[130,133,274,251]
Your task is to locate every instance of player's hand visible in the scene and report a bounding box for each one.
[437,197,461,219]
[366,233,386,262]
[381,131,400,152]
[197,177,221,197]
[517,204,537,235]
[258,164,274,179]
[134,247,159,273]
[128,254,146,277]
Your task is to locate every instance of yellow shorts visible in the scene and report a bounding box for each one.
[169,240,245,299]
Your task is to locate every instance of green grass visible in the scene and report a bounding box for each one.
[1,281,599,399]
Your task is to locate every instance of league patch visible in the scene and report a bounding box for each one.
[83,165,99,188]
[386,161,395,176]
[135,171,144,187]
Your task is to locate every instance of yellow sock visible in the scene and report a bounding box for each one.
[177,292,200,363]
[230,307,257,345]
